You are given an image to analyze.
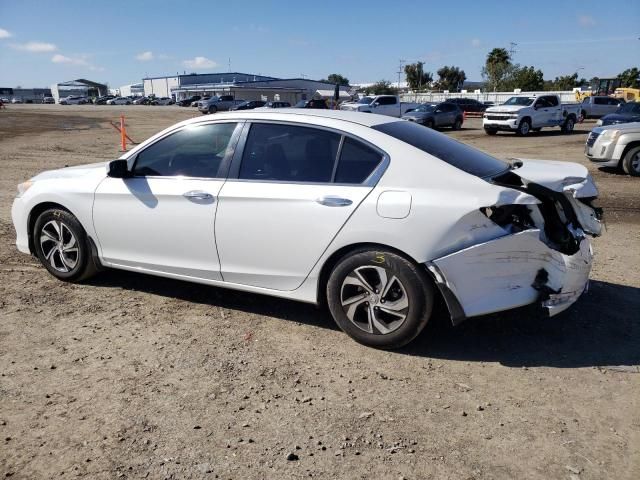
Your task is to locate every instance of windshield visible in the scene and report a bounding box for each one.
[618,102,640,114]
[413,104,437,112]
[357,97,373,104]
[372,121,509,178]
[503,96,535,106]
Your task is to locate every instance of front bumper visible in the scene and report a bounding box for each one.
[585,138,620,167]
[427,229,593,321]
[483,118,519,130]
[11,197,30,254]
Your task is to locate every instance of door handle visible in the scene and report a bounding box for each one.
[183,190,214,201]
[316,195,353,207]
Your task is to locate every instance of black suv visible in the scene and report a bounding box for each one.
[177,95,201,107]
[443,97,487,113]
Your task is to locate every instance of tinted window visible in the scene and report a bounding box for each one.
[133,123,237,178]
[372,121,508,178]
[335,138,384,184]
[546,96,559,107]
[534,97,550,108]
[378,96,397,105]
[239,123,340,182]
[594,97,607,105]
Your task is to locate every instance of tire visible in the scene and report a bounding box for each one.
[208,105,217,114]
[126,101,131,105]
[452,117,462,130]
[326,248,434,349]
[33,209,98,282]
[484,128,497,135]
[622,146,640,177]
[561,116,575,134]
[425,119,434,129]
[516,118,531,136]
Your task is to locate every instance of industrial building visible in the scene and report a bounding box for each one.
[49,79,108,103]
[143,72,352,104]
[118,83,145,97]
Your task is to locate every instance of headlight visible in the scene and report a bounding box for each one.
[16,180,33,197]
[596,119,603,126]
[603,129,621,141]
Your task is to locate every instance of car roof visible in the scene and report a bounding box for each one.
[181,109,400,128]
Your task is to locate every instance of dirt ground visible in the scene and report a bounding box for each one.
[1,105,638,480]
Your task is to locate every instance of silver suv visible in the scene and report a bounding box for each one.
[585,122,640,176]
[198,95,244,114]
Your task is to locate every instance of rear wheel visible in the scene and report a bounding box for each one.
[326,248,434,349]
[622,146,640,177]
[33,209,98,282]
[561,116,575,134]
[452,117,462,130]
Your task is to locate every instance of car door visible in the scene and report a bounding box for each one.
[376,96,398,116]
[215,121,386,290]
[532,96,552,127]
[93,121,241,279]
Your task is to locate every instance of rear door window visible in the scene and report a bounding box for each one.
[334,138,384,184]
[239,123,340,183]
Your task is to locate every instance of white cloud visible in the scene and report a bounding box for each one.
[578,15,595,27]
[0,28,12,39]
[11,41,57,52]
[136,51,154,61]
[471,38,481,48]
[51,53,103,71]
[183,56,217,70]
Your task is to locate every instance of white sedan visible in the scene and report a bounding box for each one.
[11,110,603,348]
[106,97,132,105]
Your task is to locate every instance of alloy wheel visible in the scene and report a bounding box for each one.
[631,152,640,174]
[39,220,79,273]
[340,266,409,335]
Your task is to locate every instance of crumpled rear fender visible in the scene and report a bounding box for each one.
[426,229,592,322]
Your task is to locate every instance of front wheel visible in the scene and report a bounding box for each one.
[33,209,98,282]
[326,248,434,349]
[425,119,434,129]
[452,117,462,130]
[622,146,640,177]
[516,119,531,136]
[208,105,217,114]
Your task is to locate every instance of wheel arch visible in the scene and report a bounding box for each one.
[26,201,99,263]
[315,242,452,318]
[620,141,640,162]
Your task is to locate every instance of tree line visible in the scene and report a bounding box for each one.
[320,50,638,95]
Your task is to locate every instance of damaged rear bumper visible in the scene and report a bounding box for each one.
[426,229,592,324]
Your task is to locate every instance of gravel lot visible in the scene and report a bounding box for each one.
[1,105,638,480]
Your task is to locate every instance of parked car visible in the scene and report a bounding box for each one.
[596,102,640,126]
[340,95,420,117]
[483,95,580,135]
[585,121,640,176]
[177,95,201,107]
[59,96,88,105]
[261,101,291,109]
[294,99,329,109]
[11,110,602,348]
[444,97,487,113]
[231,100,266,111]
[580,96,624,119]
[11,98,23,104]
[401,102,464,129]
[42,97,55,104]
[94,95,116,105]
[198,95,243,114]
[0,97,9,103]
[191,97,209,107]
[132,96,149,105]
[152,97,174,106]
[106,97,132,105]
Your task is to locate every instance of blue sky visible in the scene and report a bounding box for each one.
[0,0,638,88]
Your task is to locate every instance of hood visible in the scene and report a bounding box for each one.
[402,111,431,120]
[340,103,368,111]
[485,105,528,114]
[31,162,108,182]
[601,113,640,126]
[510,158,597,197]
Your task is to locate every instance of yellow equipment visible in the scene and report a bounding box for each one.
[613,88,640,102]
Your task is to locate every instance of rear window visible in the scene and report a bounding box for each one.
[372,121,509,178]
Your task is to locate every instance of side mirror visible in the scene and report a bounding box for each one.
[108,159,131,178]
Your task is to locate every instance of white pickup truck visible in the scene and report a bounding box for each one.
[483,94,580,136]
[340,95,420,117]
